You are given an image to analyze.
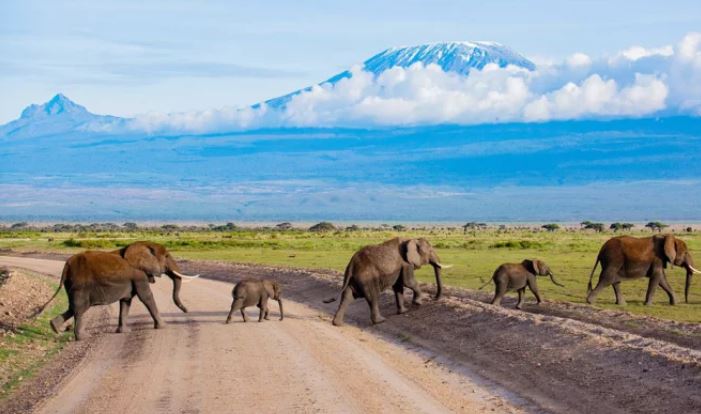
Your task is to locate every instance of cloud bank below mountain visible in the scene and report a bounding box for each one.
[128,33,701,133]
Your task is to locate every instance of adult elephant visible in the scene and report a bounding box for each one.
[41,241,199,340]
[586,235,701,305]
[324,237,449,326]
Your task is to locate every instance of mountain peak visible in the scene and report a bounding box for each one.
[20,93,89,119]
[364,41,536,75]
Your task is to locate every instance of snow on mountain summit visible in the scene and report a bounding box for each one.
[362,41,535,75]
[265,40,535,108]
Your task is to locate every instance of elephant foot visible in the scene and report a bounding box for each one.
[616,300,627,306]
[397,307,409,315]
[515,304,523,310]
[371,316,387,325]
[50,319,62,334]
[154,321,166,329]
[332,317,345,326]
[116,326,131,333]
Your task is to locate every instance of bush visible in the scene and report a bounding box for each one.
[309,222,336,232]
[489,240,545,249]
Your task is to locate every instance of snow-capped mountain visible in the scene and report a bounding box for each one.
[0,93,124,139]
[1,41,535,136]
[264,41,535,108]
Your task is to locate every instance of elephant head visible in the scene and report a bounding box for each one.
[402,238,449,299]
[522,259,565,287]
[662,235,701,303]
[120,241,199,312]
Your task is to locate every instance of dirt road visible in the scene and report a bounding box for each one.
[0,256,525,414]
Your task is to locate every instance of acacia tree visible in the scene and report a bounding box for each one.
[542,223,560,232]
[645,222,668,233]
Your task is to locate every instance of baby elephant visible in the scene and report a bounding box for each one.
[226,279,283,323]
[479,259,564,309]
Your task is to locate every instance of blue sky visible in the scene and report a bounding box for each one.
[2,0,700,124]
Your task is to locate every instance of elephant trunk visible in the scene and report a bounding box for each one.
[167,272,189,313]
[548,272,565,287]
[431,262,443,299]
[277,299,284,321]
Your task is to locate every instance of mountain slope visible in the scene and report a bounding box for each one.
[263,41,535,108]
[0,94,125,139]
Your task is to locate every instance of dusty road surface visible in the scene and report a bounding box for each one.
[0,256,526,414]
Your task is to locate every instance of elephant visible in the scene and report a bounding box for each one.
[324,237,449,326]
[41,241,199,340]
[225,279,283,323]
[586,235,701,305]
[478,259,564,309]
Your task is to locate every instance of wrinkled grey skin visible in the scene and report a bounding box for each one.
[325,237,445,326]
[226,279,283,323]
[480,259,564,309]
[43,241,196,340]
[586,235,699,305]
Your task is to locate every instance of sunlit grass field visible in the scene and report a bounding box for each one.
[2,227,700,323]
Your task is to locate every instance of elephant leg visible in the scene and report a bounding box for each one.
[51,309,74,334]
[226,298,244,323]
[366,294,386,325]
[528,280,542,305]
[258,299,268,322]
[72,301,90,341]
[401,264,427,305]
[116,297,133,333]
[586,271,615,304]
[490,282,507,306]
[658,275,676,305]
[515,288,525,309]
[644,276,660,305]
[241,308,248,323]
[612,282,626,305]
[332,287,354,326]
[134,280,164,329]
[393,282,408,314]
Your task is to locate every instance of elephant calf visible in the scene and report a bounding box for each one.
[226,279,283,323]
[480,259,564,309]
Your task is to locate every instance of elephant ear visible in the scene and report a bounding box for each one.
[663,235,677,265]
[403,239,423,268]
[123,243,162,276]
[523,259,539,275]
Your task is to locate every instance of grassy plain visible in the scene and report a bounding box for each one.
[0,277,70,399]
[1,227,700,322]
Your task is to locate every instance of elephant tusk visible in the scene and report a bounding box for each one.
[435,262,453,269]
[689,265,701,274]
[172,270,200,279]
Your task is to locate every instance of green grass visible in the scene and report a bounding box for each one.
[2,228,701,322]
[0,278,71,399]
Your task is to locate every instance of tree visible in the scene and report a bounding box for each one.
[345,224,360,232]
[610,222,623,232]
[123,222,138,230]
[541,223,560,232]
[645,222,668,233]
[161,224,179,232]
[11,222,28,229]
[584,222,605,232]
[621,223,635,231]
[463,222,486,233]
[392,224,406,231]
[309,222,336,232]
[275,222,293,230]
[580,220,593,229]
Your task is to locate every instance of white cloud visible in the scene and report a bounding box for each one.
[129,32,701,132]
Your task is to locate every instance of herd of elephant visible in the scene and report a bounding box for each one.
[39,234,701,340]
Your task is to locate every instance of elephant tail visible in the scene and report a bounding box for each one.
[323,261,353,303]
[587,257,600,294]
[477,278,493,290]
[31,261,69,318]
